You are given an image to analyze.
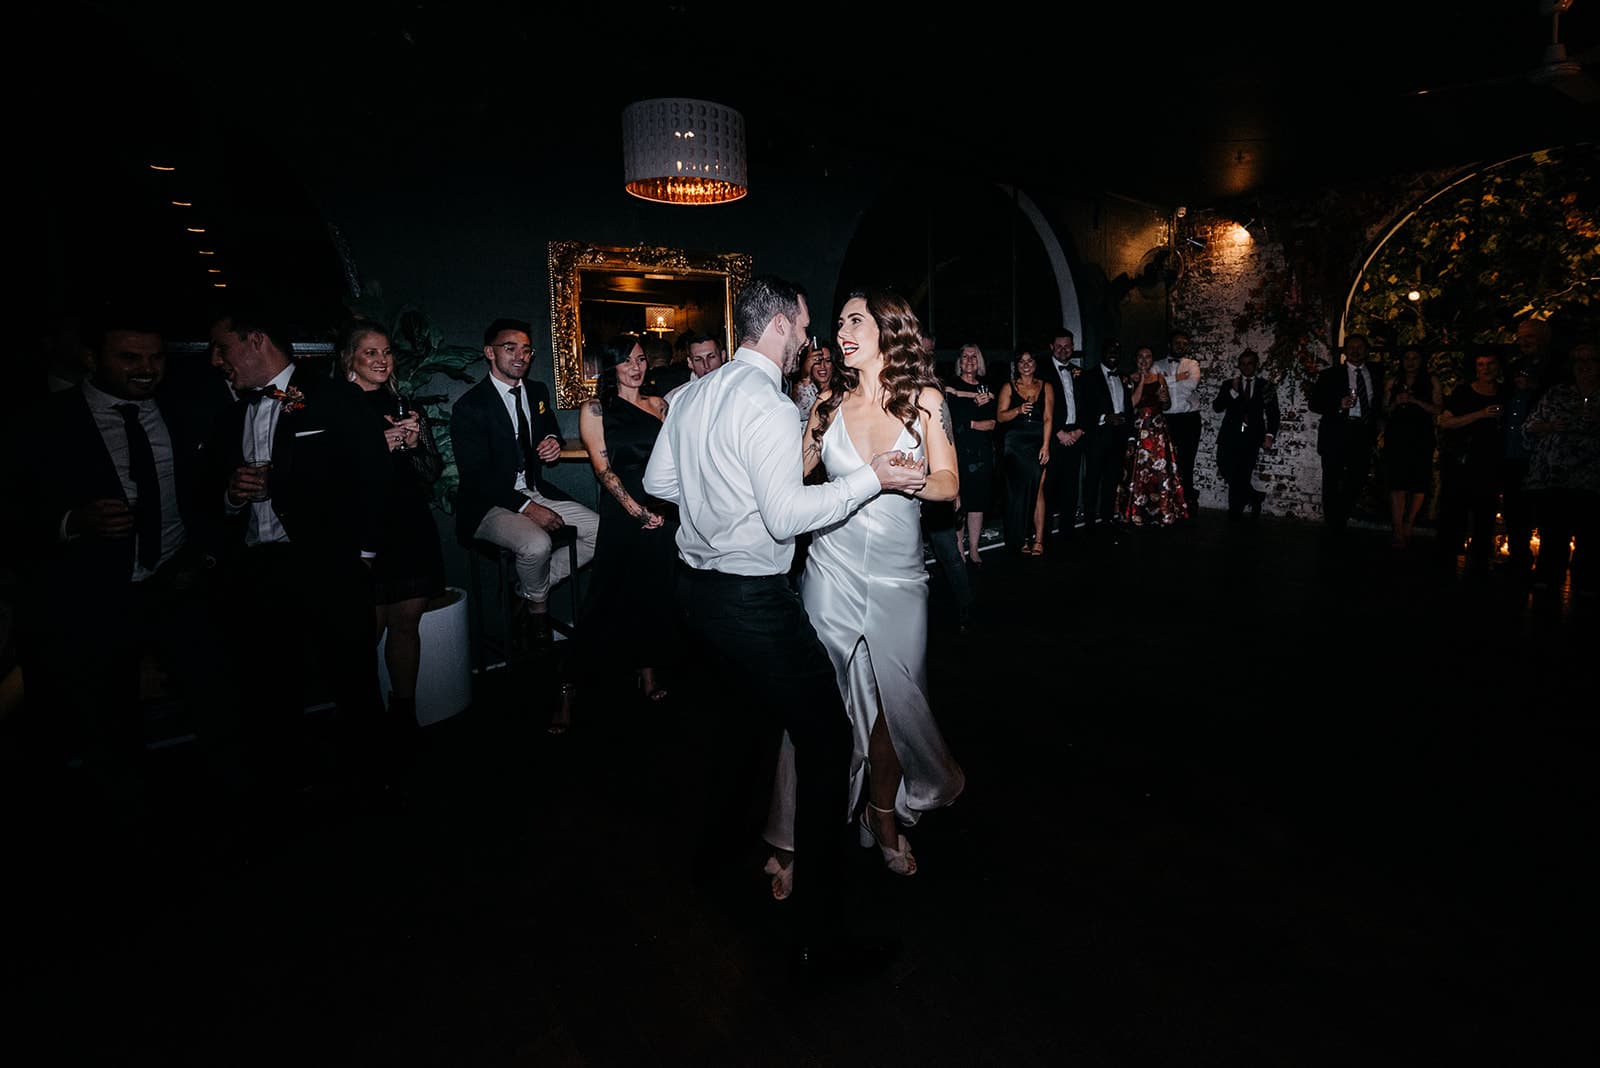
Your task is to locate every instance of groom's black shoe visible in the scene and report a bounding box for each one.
[788,933,900,990]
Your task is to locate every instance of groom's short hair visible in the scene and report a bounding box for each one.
[734,275,804,348]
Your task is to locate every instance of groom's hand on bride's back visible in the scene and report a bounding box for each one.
[870,450,927,494]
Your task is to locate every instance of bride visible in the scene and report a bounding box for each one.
[762,288,966,899]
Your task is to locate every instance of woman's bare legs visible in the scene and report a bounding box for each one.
[380,597,428,700]
[965,510,985,564]
[1390,490,1408,547]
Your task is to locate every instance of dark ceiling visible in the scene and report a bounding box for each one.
[44,0,1599,208]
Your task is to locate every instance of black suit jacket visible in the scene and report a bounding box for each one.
[1076,364,1129,441]
[212,366,388,567]
[1212,374,1281,461]
[12,384,208,633]
[450,375,564,545]
[1039,360,1086,436]
[1309,363,1384,458]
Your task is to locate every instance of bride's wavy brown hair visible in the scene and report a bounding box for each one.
[812,288,941,450]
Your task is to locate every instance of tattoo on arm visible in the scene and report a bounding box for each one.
[597,467,641,516]
[584,400,602,417]
[938,399,955,447]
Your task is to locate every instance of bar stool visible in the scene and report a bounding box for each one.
[465,525,579,675]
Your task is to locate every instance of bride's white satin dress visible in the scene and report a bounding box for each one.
[764,413,965,851]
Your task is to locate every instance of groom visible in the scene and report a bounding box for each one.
[643,275,926,977]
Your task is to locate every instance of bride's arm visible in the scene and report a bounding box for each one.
[800,392,829,477]
[915,387,960,503]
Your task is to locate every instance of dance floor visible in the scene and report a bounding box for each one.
[6,510,1594,1066]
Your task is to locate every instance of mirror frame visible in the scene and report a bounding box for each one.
[548,240,753,409]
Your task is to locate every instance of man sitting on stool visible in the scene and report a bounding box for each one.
[451,318,597,643]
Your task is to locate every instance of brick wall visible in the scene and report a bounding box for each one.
[1170,169,1455,520]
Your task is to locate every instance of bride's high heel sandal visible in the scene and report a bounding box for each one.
[858,803,917,876]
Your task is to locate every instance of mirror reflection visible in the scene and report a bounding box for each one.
[549,241,752,408]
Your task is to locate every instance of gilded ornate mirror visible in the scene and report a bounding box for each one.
[548,241,753,409]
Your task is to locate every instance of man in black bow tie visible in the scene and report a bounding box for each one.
[208,305,391,802]
[10,312,229,829]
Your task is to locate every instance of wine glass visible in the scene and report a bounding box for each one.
[394,392,411,451]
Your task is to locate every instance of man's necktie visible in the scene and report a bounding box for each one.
[1354,369,1369,416]
[114,403,162,570]
[1243,379,1251,401]
[510,385,534,473]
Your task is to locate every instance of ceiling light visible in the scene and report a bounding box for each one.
[622,98,748,205]
[171,200,192,207]
[148,164,176,172]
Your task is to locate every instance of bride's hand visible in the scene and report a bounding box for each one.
[870,450,927,495]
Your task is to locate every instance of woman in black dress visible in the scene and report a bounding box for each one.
[996,348,1054,556]
[1382,346,1442,549]
[339,321,446,724]
[577,335,679,704]
[1437,351,1510,571]
[944,343,998,564]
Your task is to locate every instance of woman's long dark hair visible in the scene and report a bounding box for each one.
[1390,348,1432,401]
[596,334,642,411]
[811,289,941,449]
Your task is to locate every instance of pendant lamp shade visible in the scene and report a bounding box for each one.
[622,98,748,205]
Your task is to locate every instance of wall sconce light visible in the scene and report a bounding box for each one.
[1232,221,1254,245]
[644,306,675,335]
[622,98,748,205]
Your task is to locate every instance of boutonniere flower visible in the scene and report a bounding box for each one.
[268,386,307,414]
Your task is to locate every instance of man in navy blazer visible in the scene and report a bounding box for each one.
[10,314,229,817]
[450,318,597,641]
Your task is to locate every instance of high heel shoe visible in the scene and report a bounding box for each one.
[858,803,916,876]
[548,682,574,735]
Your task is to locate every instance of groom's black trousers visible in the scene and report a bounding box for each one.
[675,564,851,935]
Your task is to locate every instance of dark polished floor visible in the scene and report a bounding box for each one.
[5,510,1595,1066]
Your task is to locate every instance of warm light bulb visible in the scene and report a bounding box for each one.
[197,249,214,256]
[1407,290,1422,302]
[186,227,206,233]
[171,200,192,207]
[149,164,176,172]
[1232,224,1252,245]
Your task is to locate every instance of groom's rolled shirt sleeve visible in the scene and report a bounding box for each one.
[747,406,879,541]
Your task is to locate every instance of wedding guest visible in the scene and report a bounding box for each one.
[337,321,445,727]
[209,305,390,801]
[1154,329,1202,519]
[665,332,726,406]
[1041,329,1086,547]
[1115,345,1187,527]
[1212,348,1279,521]
[1078,340,1129,537]
[996,348,1053,556]
[12,312,231,828]
[1522,340,1598,595]
[576,335,678,707]
[1437,351,1509,572]
[790,341,835,426]
[1309,333,1383,531]
[1381,346,1442,549]
[944,342,997,564]
[451,318,598,646]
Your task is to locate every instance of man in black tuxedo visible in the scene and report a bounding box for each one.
[1308,333,1383,531]
[209,307,390,800]
[1077,341,1130,536]
[11,314,229,823]
[1212,349,1280,521]
[1041,329,1087,546]
[451,318,597,643]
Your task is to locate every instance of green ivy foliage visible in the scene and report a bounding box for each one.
[1348,145,1599,393]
